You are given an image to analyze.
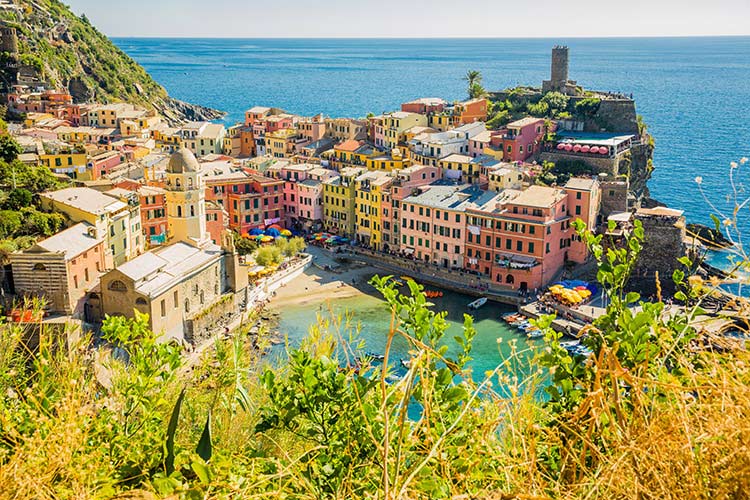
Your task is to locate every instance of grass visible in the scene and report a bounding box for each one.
[0,286,747,499]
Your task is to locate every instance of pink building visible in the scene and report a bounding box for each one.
[469,130,492,158]
[382,164,440,251]
[564,177,601,263]
[490,117,550,163]
[399,183,492,268]
[464,185,586,291]
[277,164,337,231]
[401,97,446,115]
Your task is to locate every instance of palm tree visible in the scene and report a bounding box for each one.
[463,70,482,98]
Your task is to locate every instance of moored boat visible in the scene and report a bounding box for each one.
[468,297,488,310]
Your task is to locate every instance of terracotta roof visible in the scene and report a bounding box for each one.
[335,139,362,152]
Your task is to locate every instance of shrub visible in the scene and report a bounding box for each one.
[255,245,282,266]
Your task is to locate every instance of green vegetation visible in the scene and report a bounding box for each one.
[462,69,486,99]
[0,118,67,264]
[0,218,747,498]
[1,0,221,122]
[254,236,306,266]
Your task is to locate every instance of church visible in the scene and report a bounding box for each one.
[97,148,248,342]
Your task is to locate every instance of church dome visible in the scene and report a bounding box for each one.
[167,148,200,174]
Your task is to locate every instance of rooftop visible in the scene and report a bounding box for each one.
[23,222,102,260]
[565,177,599,191]
[116,241,223,298]
[441,153,474,164]
[335,139,362,152]
[403,184,493,211]
[508,116,545,129]
[42,187,128,215]
[507,185,566,209]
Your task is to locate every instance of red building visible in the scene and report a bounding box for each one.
[114,181,168,247]
[401,97,446,115]
[490,117,550,163]
[203,164,284,235]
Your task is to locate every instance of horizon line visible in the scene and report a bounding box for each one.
[109,34,750,40]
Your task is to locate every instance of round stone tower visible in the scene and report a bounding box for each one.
[550,45,569,85]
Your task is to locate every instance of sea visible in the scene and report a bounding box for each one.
[113,37,750,371]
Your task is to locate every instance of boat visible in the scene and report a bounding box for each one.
[527,330,544,339]
[400,275,415,282]
[400,358,412,369]
[365,352,385,361]
[467,297,488,310]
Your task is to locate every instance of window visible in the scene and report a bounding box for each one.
[506,239,512,250]
[516,240,523,252]
[108,280,127,292]
[174,290,179,307]
[160,299,166,317]
[528,242,535,253]
[576,192,582,200]
[575,205,581,215]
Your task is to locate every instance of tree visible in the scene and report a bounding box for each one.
[540,91,570,118]
[4,188,32,211]
[463,70,482,98]
[0,135,21,164]
[468,82,487,100]
[255,245,282,267]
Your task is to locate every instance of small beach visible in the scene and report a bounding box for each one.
[268,247,377,309]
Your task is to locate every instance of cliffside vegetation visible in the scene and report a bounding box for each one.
[0,221,747,498]
[0,115,66,266]
[0,0,223,124]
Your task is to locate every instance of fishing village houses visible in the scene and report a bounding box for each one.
[3,47,684,342]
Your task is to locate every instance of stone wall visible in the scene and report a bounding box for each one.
[600,179,629,218]
[631,211,687,296]
[539,150,624,177]
[185,294,236,344]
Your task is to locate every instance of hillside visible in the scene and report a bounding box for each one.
[0,0,223,124]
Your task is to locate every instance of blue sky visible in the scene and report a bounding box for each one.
[67,0,750,38]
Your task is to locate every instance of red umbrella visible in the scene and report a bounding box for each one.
[556,143,565,150]
[600,148,609,155]
[267,224,282,231]
[564,144,573,151]
[589,146,599,154]
[573,145,582,152]
[581,145,590,153]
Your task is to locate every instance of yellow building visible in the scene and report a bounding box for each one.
[322,167,365,238]
[267,128,301,158]
[163,148,210,246]
[383,111,428,150]
[427,114,452,132]
[354,170,392,250]
[23,112,54,127]
[39,151,88,178]
[438,153,481,184]
[40,187,144,266]
[365,149,409,171]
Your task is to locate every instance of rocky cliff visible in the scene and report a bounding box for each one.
[0,0,224,124]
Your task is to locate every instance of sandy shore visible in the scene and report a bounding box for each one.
[269,249,377,309]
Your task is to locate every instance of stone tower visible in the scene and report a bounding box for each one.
[542,45,578,95]
[550,46,569,85]
[165,148,210,246]
[0,25,18,54]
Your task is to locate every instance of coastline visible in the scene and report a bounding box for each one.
[268,248,377,310]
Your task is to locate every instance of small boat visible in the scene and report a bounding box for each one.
[400,358,412,369]
[365,352,385,361]
[467,297,488,310]
[527,330,544,339]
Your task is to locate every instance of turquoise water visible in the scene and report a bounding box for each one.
[113,36,750,243]
[273,279,543,388]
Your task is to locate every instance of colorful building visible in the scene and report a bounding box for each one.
[400,184,492,268]
[463,184,585,290]
[354,170,392,250]
[40,187,144,266]
[383,112,428,150]
[9,222,112,316]
[488,117,548,162]
[322,167,365,237]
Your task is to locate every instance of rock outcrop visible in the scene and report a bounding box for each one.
[0,0,224,125]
